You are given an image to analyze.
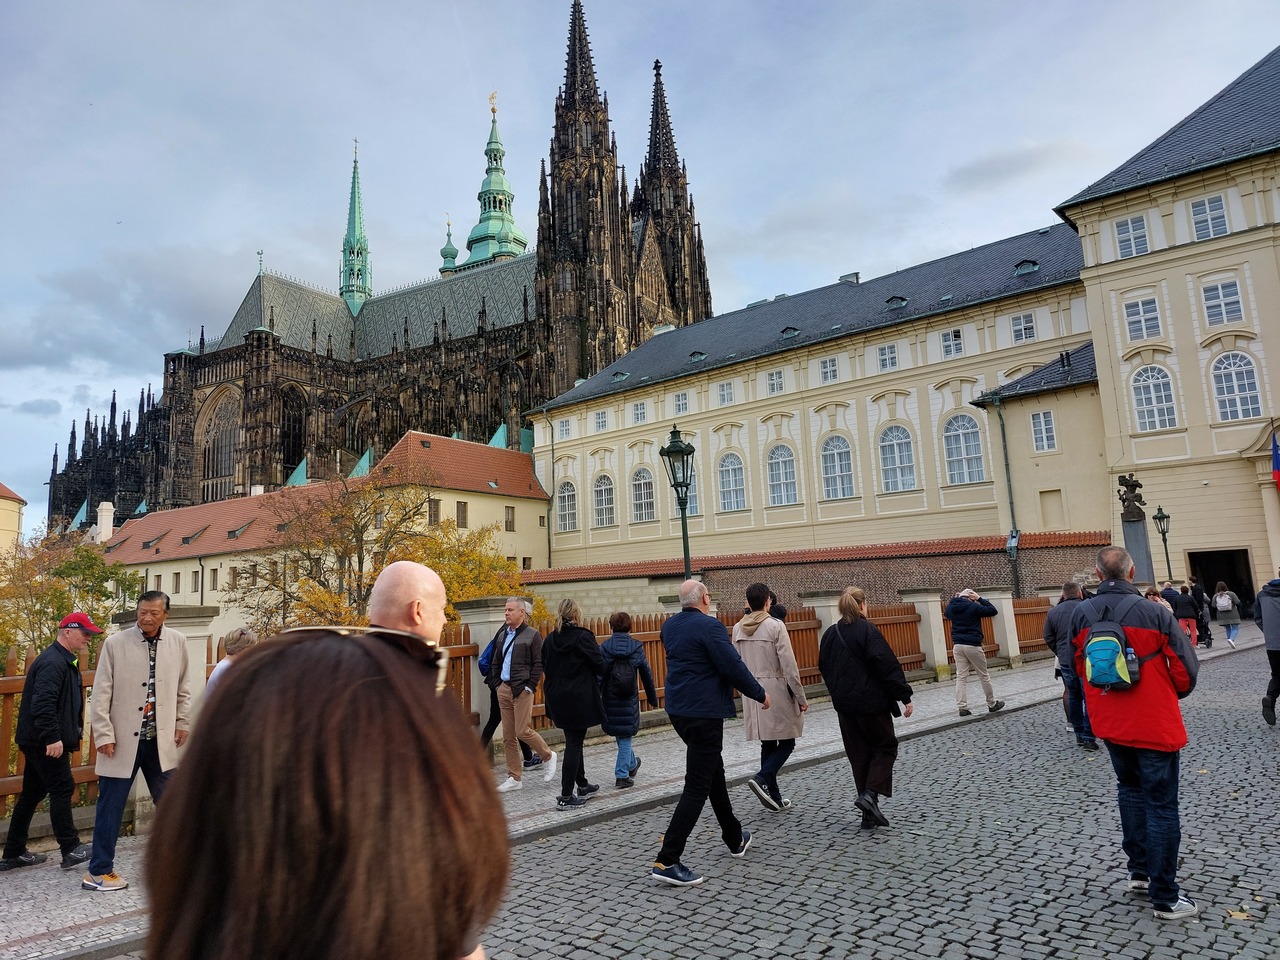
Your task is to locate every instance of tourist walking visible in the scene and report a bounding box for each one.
[944,588,1004,716]
[1070,546,1200,920]
[733,582,807,812]
[541,598,605,808]
[818,586,914,830]
[1253,568,1280,726]
[1190,576,1213,648]
[599,610,658,788]
[478,618,535,769]
[1043,583,1096,750]
[651,580,770,887]
[487,597,556,792]
[1212,582,1242,647]
[1170,585,1199,647]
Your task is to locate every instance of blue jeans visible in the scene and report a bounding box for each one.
[1061,662,1094,744]
[89,738,171,876]
[614,736,636,779]
[757,738,796,803]
[1224,623,1240,641]
[1105,743,1183,906]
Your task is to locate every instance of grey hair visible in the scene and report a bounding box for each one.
[678,581,707,607]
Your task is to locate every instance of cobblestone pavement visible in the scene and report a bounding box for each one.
[8,628,1273,959]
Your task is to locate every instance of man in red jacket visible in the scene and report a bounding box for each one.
[1070,545,1199,921]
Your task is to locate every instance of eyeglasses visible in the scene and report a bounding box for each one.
[276,626,450,695]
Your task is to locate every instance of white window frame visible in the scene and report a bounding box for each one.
[1202,280,1243,326]
[594,410,608,432]
[631,401,647,426]
[1124,297,1161,341]
[820,435,855,500]
[878,344,898,372]
[686,466,700,516]
[674,391,689,415]
[1132,366,1177,432]
[717,453,746,512]
[556,418,571,441]
[878,425,916,493]
[1115,215,1149,259]
[717,381,735,406]
[631,468,656,523]
[1030,411,1057,452]
[941,328,964,358]
[942,414,985,484]
[819,357,840,384]
[556,480,578,532]
[766,444,799,506]
[766,370,785,396]
[592,475,615,527]
[1011,312,1036,344]
[1212,352,1261,421]
[1191,195,1228,241]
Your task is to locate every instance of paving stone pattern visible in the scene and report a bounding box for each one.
[482,651,1278,960]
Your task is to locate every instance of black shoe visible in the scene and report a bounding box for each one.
[0,851,48,871]
[615,776,635,789]
[522,754,543,769]
[859,812,877,832]
[988,700,1005,713]
[630,756,642,775]
[855,790,890,827]
[60,844,91,869]
[1264,697,1276,727]
[652,861,704,886]
[958,709,973,717]
[577,782,600,797]
[556,794,587,809]
[747,776,781,812]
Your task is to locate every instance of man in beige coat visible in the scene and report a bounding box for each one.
[84,591,191,892]
[733,583,807,811]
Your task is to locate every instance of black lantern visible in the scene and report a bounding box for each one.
[659,425,696,580]
[1152,505,1172,582]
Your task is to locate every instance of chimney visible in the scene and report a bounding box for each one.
[95,502,115,544]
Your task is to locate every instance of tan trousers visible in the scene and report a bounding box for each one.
[496,682,551,780]
[954,643,995,710]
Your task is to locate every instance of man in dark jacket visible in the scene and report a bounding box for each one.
[488,597,555,793]
[1070,546,1199,921]
[0,613,100,872]
[1043,582,1096,750]
[944,589,1004,717]
[1253,568,1280,726]
[652,580,770,887]
[1189,576,1213,648]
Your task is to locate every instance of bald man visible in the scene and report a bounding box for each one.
[367,561,448,644]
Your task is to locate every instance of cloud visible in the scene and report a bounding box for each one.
[12,399,61,416]
[942,141,1098,195]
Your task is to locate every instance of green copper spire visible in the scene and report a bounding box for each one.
[460,94,528,268]
[340,141,372,315]
[440,217,459,274]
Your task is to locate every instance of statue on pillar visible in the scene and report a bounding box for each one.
[1117,473,1147,522]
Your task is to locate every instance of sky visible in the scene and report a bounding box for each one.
[2,0,1276,535]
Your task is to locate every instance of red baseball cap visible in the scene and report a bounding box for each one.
[59,612,104,634]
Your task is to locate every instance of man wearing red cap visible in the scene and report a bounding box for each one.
[0,613,101,872]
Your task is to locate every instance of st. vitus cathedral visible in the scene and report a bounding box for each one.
[48,0,711,525]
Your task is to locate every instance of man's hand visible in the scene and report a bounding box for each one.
[761,692,772,710]
[799,702,809,713]
[175,730,189,747]
[98,742,115,758]
[46,741,64,758]
[903,702,915,718]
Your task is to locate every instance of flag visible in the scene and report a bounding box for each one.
[1272,432,1280,491]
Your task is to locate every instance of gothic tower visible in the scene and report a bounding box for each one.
[340,145,372,315]
[536,0,634,396]
[632,60,713,326]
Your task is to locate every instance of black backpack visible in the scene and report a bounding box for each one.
[604,655,637,701]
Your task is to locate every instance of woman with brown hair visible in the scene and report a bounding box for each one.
[541,597,605,809]
[145,628,509,960]
[818,586,914,831]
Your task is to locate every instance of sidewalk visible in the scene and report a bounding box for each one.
[0,626,1264,960]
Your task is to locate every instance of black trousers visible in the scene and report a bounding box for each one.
[836,710,899,798]
[656,715,741,866]
[3,745,81,858]
[480,683,532,761]
[559,727,590,797]
[1267,649,1280,701]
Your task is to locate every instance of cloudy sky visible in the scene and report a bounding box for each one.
[2,0,1276,534]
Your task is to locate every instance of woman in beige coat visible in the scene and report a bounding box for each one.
[733,582,808,811]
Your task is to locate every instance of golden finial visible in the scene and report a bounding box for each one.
[489,90,497,116]
[445,211,451,229]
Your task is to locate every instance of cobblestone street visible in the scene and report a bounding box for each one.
[486,651,1277,960]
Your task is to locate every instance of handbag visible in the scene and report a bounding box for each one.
[477,636,497,675]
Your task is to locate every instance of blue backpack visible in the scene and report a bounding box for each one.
[1080,595,1159,691]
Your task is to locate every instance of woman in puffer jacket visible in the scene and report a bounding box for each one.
[599,611,659,788]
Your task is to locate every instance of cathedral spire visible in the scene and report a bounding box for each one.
[561,0,601,112]
[459,94,528,269]
[340,141,372,316]
[645,60,680,174]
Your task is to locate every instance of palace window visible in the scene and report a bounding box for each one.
[1124,297,1161,341]
[941,328,964,358]
[557,418,571,440]
[878,344,898,372]
[631,468,656,522]
[819,357,840,384]
[717,453,746,511]
[1031,411,1057,452]
[556,481,578,532]
[1202,280,1243,325]
[1191,195,1228,241]
[632,402,647,425]
[1132,366,1177,431]
[766,445,799,506]
[1115,215,1149,258]
[594,410,608,432]
[674,391,689,415]
[1011,312,1036,344]
[942,414,985,484]
[717,381,735,406]
[593,475,615,527]
[820,435,855,500]
[686,466,700,516]
[878,426,916,492]
[767,370,785,396]
[1212,353,1261,421]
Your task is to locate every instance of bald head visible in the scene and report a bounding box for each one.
[367,561,448,643]
[678,579,708,609]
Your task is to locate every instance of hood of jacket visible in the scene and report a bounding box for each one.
[736,610,771,637]
[1262,580,1280,596]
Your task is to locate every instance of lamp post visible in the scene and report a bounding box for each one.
[659,425,696,581]
[1152,505,1173,582]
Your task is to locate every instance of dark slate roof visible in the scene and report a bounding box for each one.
[533,222,1084,412]
[1058,45,1280,215]
[201,254,535,359]
[971,340,1097,407]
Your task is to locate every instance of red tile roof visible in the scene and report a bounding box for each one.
[0,482,28,506]
[376,431,548,501]
[521,531,1112,584]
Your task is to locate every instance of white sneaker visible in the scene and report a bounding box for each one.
[496,776,522,793]
[1152,895,1198,920]
[1227,637,1237,648]
[543,751,558,783]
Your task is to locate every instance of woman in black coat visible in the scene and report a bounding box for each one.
[600,611,659,788]
[541,598,605,809]
[818,585,914,831]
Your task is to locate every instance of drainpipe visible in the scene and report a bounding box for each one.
[198,555,206,606]
[990,394,1022,597]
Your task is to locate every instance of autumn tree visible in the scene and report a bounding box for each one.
[0,526,143,670]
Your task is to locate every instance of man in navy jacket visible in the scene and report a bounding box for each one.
[652,580,770,887]
[944,588,1004,717]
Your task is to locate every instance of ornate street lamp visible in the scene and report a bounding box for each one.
[1152,505,1173,582]
[659,425,696,580]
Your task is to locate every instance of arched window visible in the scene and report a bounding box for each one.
[281,389,307,477]
[631,468,656,523]
[556,480,578,532]
[942,414,985,484]
[686,466,700,516]
[820,435,855,500]
[201,395,239,502]
[592,475,615,527]
[1212,352,1261,421]
[878,426,916,493]
[718,453,746,512]
[766,444,799,506]
[1132,366,1177,431]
